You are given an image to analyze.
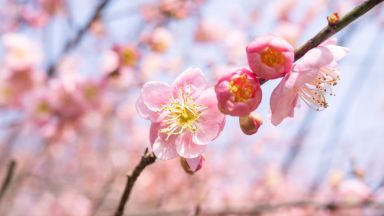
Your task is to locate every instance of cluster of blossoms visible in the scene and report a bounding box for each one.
[137,34,348,173]
[0,33,108,141]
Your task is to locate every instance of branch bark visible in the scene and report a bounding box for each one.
[0,160,16,203]
[113,149,156,216]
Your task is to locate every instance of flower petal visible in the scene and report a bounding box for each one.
[149,123,160,145]
[152,135,178,160]
[296,47,334,71]
[176,132,206,158]
[270,78,299,126]
[194,88,226,144]
[172,68,208,98]
[141,81,172,111]
[136,95,156,120]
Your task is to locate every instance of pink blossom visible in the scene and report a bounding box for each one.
[145,27,173,53]
[270,39,348,125]
[246,35,294,80]
[136,68,226,159]
[48,79,86,122]
[215,68,262,116]
[336,179,371,204]
[23,88,53,125]
[0,68,45,107]
[112,44,140,69]
[2,33,43,70]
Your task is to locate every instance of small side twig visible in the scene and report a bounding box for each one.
[259,0,383,86]
[294,0,383,60]
[47,0,112,77]
[114,149,156,216]
[0,160,17,203]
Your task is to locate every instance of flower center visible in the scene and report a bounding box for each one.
[120,47,137,67]
[37,101,51,114]
[260,47,285,68]
[229,74,255,102]
[160,89,204,140]
[298,66,340,111]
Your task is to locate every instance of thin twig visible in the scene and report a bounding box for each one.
[0,160,17,203]
[259,0,384,85]
[113,149,156,216]
[47,0,112,77]
[294,0,383,60]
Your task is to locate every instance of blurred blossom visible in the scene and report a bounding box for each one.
[21,7,50,27]
[23,88,54,125]
[48,79,86,122]
[39,0,66,16]
[224,30,247,64]
[335,179,371,204]
[2,33,43,71]
[273,21,302,46]
[247,35,294,80]
[274,0,298,21]
[195,20,228,43]
[90,19,107,37]
[0,68,45,107]
[145,27,173,53]
[101,50,119,74]
[159,0,190,19]
[136,68,225,159]
[270,38,348,125]
[113,44,140,69]
[215,68,262,116]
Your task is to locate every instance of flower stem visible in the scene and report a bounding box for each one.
[113,149,156,216]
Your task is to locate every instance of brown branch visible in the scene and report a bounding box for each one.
[259,0,383,85]
[294,0,383,60]
[0,160,16,203]
[113,149,156,216]
[47,0,112,77]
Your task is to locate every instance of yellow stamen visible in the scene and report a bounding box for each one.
[160,88,205,140]
[260,47,285,68]
[228,74,255,102]
[297,66,340,111]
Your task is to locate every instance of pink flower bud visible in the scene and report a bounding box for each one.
[239,112,263,135]
[246,35,294,80]
[215,68,262,116]
[180,155,205,174]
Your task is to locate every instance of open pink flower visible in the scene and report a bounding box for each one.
[270,39,348,125]
[215,68,262,116]
[246,35,294,80]
[136,68,226,159]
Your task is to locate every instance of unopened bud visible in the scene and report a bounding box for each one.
[353,168,365,179]
[239,112,263,135]
[327,12,340,26]
[180,155,205,175]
